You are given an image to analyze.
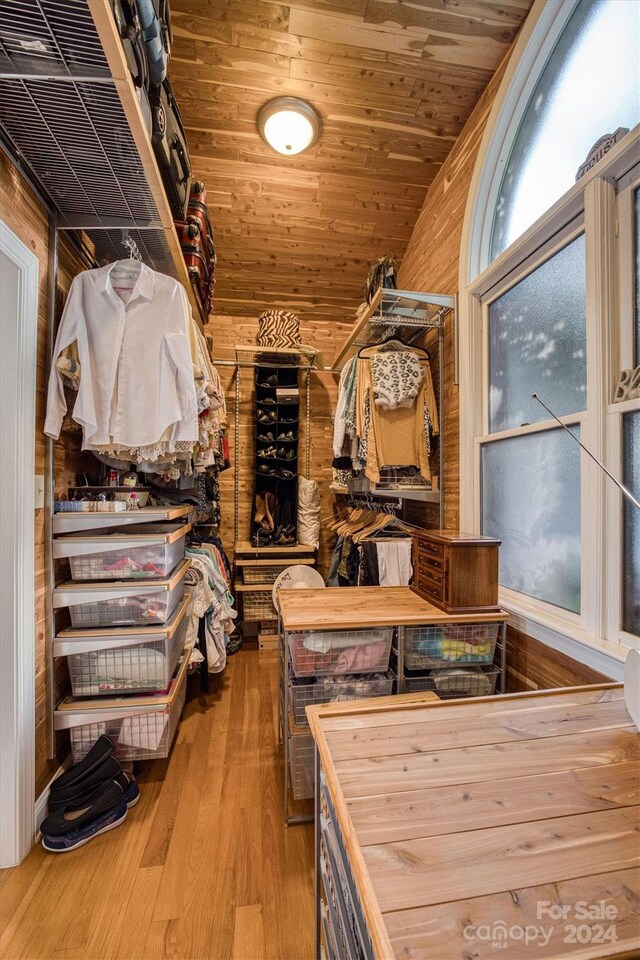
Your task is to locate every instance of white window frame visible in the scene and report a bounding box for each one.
[458,0,640,679]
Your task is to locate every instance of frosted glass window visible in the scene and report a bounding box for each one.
[491,0,640,260]
[488,235,586,433]
[623,412,640,636]
[482,427,581,613]
[635,188,640,367]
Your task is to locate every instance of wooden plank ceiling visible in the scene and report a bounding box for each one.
[170,0,533,324]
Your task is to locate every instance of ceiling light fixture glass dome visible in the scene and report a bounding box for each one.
[258,97,321,156]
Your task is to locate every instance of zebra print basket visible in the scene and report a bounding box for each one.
[256,310,302,348]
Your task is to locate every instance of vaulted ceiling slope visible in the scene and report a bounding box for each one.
[170,0,532,324]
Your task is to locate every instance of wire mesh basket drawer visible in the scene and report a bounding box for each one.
[289,729,315,800]
[242,590,277,620]
[242,565,288,584]
[404,622,499,670]
[54,560,190,628]
[288,628,393,677]
[291,672,395,726]
[54,595,191,697]
[55,650,190,763]
[54,522,190,581]
[404,665,499,699]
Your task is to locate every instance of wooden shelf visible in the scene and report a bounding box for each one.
[88,4,203,327]
[235,540,316,558]
[331,289,456,372]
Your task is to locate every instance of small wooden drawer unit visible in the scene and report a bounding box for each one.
[411,529,500,614]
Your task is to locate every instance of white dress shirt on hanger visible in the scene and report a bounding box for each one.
[44,261,198,449]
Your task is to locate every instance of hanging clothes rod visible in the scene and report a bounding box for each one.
[211,358,315,371]
[346,495,402,513]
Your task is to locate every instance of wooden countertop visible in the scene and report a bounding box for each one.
[307,684,640,959]
[279,586,509,631]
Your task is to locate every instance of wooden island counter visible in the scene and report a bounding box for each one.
[307,683,640,959]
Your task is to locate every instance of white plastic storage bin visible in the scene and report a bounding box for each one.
[55,649,190,762]
[290,671,395,726]
[54,558,190,628]
[404,622,499,670]
[288,628,393,677]
[54,522,190,581]
[54,595,191,697]
[289,727,315,800]
[403,665,499,698]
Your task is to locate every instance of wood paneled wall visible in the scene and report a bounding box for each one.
[395,49,613,688]
[505,627,609,691]
[205,315,350,577]
[396,55,510,532]
[1,151,93,797]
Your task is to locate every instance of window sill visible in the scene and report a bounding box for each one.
[499,591,627,681]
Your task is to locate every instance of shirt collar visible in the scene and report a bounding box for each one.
[99,261,155,302]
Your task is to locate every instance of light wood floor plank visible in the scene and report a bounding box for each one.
[232,904,265,960]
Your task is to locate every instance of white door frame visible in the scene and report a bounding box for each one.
[0,220,39,867]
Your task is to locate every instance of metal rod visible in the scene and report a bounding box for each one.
[45,208,58,760]
[0,72,114,82]
[212,357,314,371]
[305,367,311,479]
[438,323,445,529]
[234,367,240,546]
[531,393,640,510]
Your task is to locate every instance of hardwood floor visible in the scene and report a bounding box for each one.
[0,652,316,960]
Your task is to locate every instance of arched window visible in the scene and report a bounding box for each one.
[459,0,640,674]
[491,0,639,260]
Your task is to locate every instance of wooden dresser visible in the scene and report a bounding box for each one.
[307,684,640,959]
[411,529,501,614]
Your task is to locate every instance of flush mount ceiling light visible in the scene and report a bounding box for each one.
[257,97,321,156]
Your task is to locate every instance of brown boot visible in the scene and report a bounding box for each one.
[264,491,276,531]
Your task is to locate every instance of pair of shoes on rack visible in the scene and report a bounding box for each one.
[257,445,278,459]
[277,431,296,442]
[257,375,277,388]
[42,736,139,853]
[257,410,278,423]
[272,501,296,545]
[260,397,276,405]
[277,448,296,461]
[258,431,275,442]
[254,491,276,531]
[258,465,296,479]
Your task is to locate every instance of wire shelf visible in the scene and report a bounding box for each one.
[404,623,499,670]
[290,672,394,726]
[66,615,188,698]
[404,665,499,699]
[288,629,393,677]
[289,729,314,800]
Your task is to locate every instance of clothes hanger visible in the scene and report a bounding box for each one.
[358,336,430,361]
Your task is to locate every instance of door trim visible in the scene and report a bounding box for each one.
[0,220,39,867]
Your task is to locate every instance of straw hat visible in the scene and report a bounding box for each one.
[272,564,325,613]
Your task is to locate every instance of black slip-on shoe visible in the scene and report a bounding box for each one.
[48,756,123,812]
[49,736,115,795]
[41,780,125,838]
[42,798,128,853]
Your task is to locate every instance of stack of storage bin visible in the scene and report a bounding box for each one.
[284,627,394,803]
[401,622,500,697]
[52,508,193,763]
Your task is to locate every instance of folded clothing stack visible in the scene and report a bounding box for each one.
[41,735,140,853]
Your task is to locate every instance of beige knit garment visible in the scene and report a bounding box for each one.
[356,351,439,483]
